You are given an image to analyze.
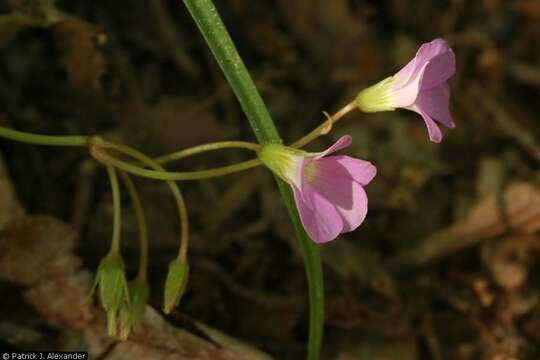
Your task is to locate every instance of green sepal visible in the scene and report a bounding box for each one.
[355,76,396,113]
[258,144,306,184]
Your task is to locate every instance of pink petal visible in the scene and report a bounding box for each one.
[393,56,418,89]
[391,65,427,108]
[393,39,450,90]
[415,39,451,63]
[420,50,455,90]
[290,155,308,193]
[293,184,343,243]
[407,105,443,143]
[307,160,370,233]
[308,165,354,210]
[338,183,368,232]
[315,156,377,186]
[313,135,352,160]
[415,83,455,128]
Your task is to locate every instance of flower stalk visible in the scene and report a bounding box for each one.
[155,140,260,164]
[92,147,262,181]
[92,138,190,261]
[0,125,89,146]
[119,171,149,280]
[290,101,357,149]
[107,165,122,254]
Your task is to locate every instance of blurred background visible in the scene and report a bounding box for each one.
[0,0,539,359]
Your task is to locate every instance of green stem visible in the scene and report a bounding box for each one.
[94,148,261,181]
[182,1,324,359]
[106,165,122,254]
[155,140,260,164]
[182,1,281,144]
[119,171,149,280]
[0,126,89,146]
[94,139,190,262]
[290,101,357,148]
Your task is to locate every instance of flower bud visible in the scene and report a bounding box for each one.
[128,277,150,327]
[91,252,129,336]
[117,276,150,340]
[163,258,189,314]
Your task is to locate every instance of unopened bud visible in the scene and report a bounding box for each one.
[117,277,150,340]
[128,277,150,327]
[91,252,129,337]
[96,252,129,311]
[163,258,189,314]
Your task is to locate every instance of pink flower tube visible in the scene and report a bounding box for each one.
[258,136,376,243]
[356,38,456,143]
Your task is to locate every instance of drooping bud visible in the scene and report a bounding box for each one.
[117,276,150,340]
[91,252,129,336]
[163,258,189,314]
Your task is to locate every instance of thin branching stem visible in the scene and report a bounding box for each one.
[119,171,149,280]
[155,140,260,164]
[0,125,89,146]
[92,138,190,261]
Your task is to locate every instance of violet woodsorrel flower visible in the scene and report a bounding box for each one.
[356,38,456,143]
[258,136,376,243]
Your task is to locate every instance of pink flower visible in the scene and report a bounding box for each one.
[356,38,456,143]
[258,136,376,243]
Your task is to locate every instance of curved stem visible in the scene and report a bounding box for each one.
[93,149,261,181]
[106,165,122,254]
[155,141,260,165]
[119,171,148,280]
[95,139,190,261]
[290,101,357,148]
[0,125,89,146]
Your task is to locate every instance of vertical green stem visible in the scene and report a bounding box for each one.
[106,165,122,254]
[182,1,324,358]
[119,171,149,280]
[100,140,190,262]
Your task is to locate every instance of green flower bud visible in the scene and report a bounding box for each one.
[117,277,150,340]
[163,258,189,314]
[91,252,129,337]
[96,252,129,311]
[128,277,150,327]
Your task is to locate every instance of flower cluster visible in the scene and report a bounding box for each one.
[259,38,456,242]
[87,37,456,338]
